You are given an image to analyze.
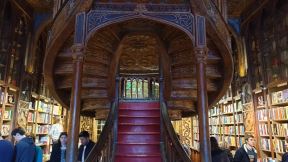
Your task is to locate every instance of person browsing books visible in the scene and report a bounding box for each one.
[234,134,257,162]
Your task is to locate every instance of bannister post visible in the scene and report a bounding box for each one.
[66,44,84,162]
[195,15,211,162]
[67,12,86,162]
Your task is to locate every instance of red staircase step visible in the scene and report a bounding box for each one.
[118,116,160,124]
[119,109,160,116]
[119,102,160,109]
[115,154,162,162]
[117,132,160,143]
[118,124,160,132]
[115,102,161,162]
[116,143,160,154]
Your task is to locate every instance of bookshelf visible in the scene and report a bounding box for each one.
[268,84,288,161]
[209,86,245,152]
[0,85,18,138]
[16,90,67,161]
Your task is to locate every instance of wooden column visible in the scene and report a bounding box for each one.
[195,15,211,162]
[195,47,211,162]
[66,44,84,162]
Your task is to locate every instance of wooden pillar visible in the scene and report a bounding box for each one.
[195,15,211,162]
[195,47,211,162]
[66,44,84,162]
[66,11,86,162]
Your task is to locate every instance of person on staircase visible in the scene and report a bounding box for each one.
[78,131,95,162]
[233,134,257,162]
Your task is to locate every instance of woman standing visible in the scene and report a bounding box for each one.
[49,132,67,162]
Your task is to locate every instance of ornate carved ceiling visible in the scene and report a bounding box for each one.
[120,34,159,74]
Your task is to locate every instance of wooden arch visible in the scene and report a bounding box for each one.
[84,11,196,46]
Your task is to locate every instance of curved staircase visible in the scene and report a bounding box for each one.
[115,102,161,162]
[44,0,234,161]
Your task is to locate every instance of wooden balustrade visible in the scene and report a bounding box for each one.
[119,75,159,100]
[85,77,120,162]
[160,102,192,162]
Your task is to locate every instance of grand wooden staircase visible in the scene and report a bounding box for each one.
[43,0,234,161]
[115,102,161,162]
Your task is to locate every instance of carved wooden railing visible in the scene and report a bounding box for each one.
[85,101,117,162]
[160,102,192,162]
[85,77,120,162]
[119,75,159,100]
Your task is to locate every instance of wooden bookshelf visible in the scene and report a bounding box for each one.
[209,86,246,151]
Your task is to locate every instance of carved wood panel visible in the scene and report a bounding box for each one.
[119,34,159,73]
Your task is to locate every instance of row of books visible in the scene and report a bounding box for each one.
[35,125,50,134]
[3,109,12,120]
[257,109,269,121]
[210,113,243,124]
[211,103,244,115]
[222,116,234,124]
[223,104,234,113]
[209,117,220,125]
[272,123,288,137]
[270,106,288,120]
[210,125,245,135]
[223,136,236,147]
[273,139,286,153]
[237,137,245,147]
[36,113,51,124]
[36,100,52,113]
[235,101,244,112]
[27,112,35,122]
[235,114,244,123]
[0,92,15,105]
[210,125,220,134]
[259,124,270,136]
[222,126,235,134]
[271,89,288,105]
[260,138,271,151]
[235,125,245,135]
[210,107,221,116]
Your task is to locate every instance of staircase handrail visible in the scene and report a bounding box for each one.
[85,100,117,162]
[85,76,120,162]
[160,102,192,162]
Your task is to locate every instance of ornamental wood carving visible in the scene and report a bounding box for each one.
[44,1,234,118]
[120,34,159,73]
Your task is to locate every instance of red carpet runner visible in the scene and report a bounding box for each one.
[115,102,162,162]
